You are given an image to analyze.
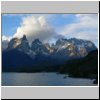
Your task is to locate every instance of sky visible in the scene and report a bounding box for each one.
[2,14,98,47]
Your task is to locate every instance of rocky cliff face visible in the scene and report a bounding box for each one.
[8,35,30,52]
[2,40,9,51]
[17,35,30,53]
[7,38,21,49]
[31,39,49,55]
[6,35,97,61]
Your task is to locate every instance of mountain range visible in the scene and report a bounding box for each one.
[3,35,97,58]
[2,35,98,74]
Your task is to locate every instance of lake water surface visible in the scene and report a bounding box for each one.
[2,72,96,86]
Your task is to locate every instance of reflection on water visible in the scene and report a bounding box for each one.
[2,72,96,86]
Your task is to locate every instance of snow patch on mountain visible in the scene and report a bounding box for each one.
[5,35,97,60]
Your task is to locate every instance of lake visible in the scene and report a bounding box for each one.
[2,72,97,86]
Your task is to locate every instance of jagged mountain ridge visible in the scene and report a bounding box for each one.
[5,35,97,60]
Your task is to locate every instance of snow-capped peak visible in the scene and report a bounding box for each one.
[6,35,97,60]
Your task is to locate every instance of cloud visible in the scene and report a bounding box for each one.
[2,35,11,50]
[60,14,98,46]
[2,35,12,50]
[2,14,98,47]
[2,35,12,41]
[13,15,56,43]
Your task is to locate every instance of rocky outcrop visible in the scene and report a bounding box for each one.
[6,35,97,61]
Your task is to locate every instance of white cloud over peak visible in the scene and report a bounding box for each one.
[60,14,98,45]
[2,35,12,41]
[2,14,98,47]
[2,35,12,50]
[13,15,56,43]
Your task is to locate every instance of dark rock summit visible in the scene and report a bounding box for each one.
[5,35,97,60]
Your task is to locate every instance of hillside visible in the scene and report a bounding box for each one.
[59,50,98,80]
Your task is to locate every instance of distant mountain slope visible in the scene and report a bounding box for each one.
[2,35,98,75]
[2,49,61,72]
[59,50,98,79]
[2,46,98,84]
[2,49,34,72]
[3,35,97,61]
